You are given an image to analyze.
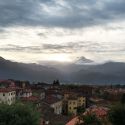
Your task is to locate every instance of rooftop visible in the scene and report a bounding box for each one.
[0,88,15,93]
[21,96,39,102]
[43,96,61,105]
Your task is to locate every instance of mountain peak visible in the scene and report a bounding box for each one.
[0,56,6,61]
[75,56,93,64]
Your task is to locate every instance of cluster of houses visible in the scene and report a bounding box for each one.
[0,80,93,124]
[66,105,109,125]
[0,80,34,105]
[1,80,117,125]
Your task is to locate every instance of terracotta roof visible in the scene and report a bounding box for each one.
[66,117,80,125]
[85,107,109,118]
[0,88,15,93]
[91,107,108,117]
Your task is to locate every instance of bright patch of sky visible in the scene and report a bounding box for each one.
[0,0,125,63]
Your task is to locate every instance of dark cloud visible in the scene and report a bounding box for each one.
[0,0,125,28]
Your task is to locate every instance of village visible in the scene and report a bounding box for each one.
[0,79,125,125]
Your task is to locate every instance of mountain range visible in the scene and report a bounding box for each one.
[0,56,125,84]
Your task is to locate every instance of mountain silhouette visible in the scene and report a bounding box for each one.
[0,57,125,84]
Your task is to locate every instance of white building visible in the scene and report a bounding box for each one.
[0,88,16,105]
[50,100,62,115]
[16,88,32,98]
[44,96,62,115]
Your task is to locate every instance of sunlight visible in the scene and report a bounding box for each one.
[47,54,72,62]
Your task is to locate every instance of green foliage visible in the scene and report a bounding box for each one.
[0,103,40,125]
[121,93,125,105]
[77,106,85,115]
[83,114,102,125]
[77,114,102,125]
[108,104,125,125]
[62,84,80,89]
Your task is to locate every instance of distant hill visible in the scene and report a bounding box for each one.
[0,57,63,82]
[0,56,125,84]
[71,62,125,84]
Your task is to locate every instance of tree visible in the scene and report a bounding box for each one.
[56,80,60,85]
[0,103,40,125]
[53,80,56,85]
[53,80,60,86]
[77,106,85,115]
[121,93,125,105]
[77,114,102,125]
[108,104,125,125]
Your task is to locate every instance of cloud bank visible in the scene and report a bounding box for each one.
[0,0,125,28]
[0,0,125,63]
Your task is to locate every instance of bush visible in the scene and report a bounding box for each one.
[0,103,40,125]
[108,104,125,125]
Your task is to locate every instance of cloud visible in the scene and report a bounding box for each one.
[0,43,75,54]
[1,41,125,55]
[0,0,125,28]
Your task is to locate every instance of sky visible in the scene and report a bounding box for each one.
[0,0,125,63]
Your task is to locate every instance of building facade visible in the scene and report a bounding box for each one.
[43,96,62,115]
[0,88,16,105]
[68,96,86,115]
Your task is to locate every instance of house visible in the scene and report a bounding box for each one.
[0,80,16,88]
[40,102,71,125]
[31,88,45,100]
[21,96,41,108]
[66,117,81,125]
[16,88,32,98]
[67,95,86,115]
[43,96,62,115]
[77,96,86,107]
[66,106,109,125]
[68,97,78,115]
[63,91,75,100]
[40,89,46,100]
[40,102,54,125]
[0,88,16,105]
[85,106,109,118]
